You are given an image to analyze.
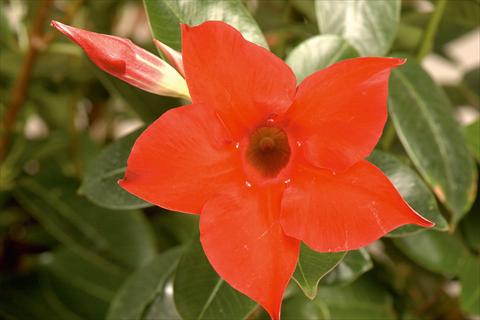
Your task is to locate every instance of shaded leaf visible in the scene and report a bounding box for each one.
[368,150,448,236]
[393,230,470,276]
[388,56,477,226]
[0,273,80,320]
[292,243,345,299]
[174,236,257,320]
[315,0,400,56]
[464,119,480,162]
[14,176,156,272]
[143,0,267,52]
[95,68,180,123]
[80,129,152,210]
[459,256,480,316]
[151,211,199,251]
[321,249,372,287]
[283,276,396,319]
[107,247,184,320]
[285,34,358,83]
[40,247,125,320]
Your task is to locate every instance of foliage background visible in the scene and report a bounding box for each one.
[0,0,479,319]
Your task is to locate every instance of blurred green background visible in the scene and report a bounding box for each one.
[0,0,479,319]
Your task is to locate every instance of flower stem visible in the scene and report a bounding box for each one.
[416,0,448,61]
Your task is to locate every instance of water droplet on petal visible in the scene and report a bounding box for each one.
[245,181,252,187]
[284,179,291,184]
[235,142,240,149]
[296,141,302,147]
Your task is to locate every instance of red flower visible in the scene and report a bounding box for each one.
[53,20,433,319]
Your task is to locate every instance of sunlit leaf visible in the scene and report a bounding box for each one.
[388,56,477,226]
[315,0,400,56]
[285,35,358,83]
[143,0,267,52]
[368,150,448,236]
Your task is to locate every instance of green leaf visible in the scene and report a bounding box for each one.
[285,35,358,83]
[459,256,480,316]
[14,176,156,272]
[368,150,448,236]
[80,129,152,210]
[143,0,267,52]
[107,247,184,320]
[461,198,480,252]
[0,273,81,320]
[292,243,345,299]
[283,276,396,320]
[94,68,180,123]
[388,56,477,226]
[174,236,256,320]
[151,211,199,251]
[315,0,400,56]
[393,230,471,276]
[40,247,125,320]
[321,249,373,287]
[442,0,480,29]
[464,119,480,162]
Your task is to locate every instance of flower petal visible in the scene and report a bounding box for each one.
[119,104,243,214]
[51,21,190,99]
[181,21,296,138]
[200,185,300,320]
[280,160,433,252]
[153,38,185,77]
[286,57,405,173]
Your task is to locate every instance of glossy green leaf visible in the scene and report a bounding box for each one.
[14,176,156,272]
[285,35,358,83]
[174,237,256,320]
[321,249,372,287]
[143,0,267,52]
[368,150,448,236]
[393,230,470,276]
[80,129,151,210]
[315,0,400,56]
[388,56,477,226]
[292,243,345,299]
[464,119,480,162]
[283,276,396,320]
[459,256,480,316]
[107,247,184,320]
[40,247,125,320]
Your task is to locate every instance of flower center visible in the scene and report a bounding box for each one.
[245,126,291,178]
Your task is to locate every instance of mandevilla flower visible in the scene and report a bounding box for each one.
[53,20,434,319]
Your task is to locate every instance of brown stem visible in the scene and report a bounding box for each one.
[0,0,54,161]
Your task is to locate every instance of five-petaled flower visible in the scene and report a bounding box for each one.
[53,20,433,320]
